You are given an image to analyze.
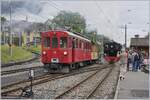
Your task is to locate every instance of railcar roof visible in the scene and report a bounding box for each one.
[65,31,91,42]
[42,30,91,42]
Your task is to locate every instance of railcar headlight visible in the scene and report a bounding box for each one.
[64,51,67,55]
[43,51,46,55]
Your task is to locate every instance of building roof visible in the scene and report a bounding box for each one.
[130,38,149,47]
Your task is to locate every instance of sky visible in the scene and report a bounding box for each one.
[2,0,150,47]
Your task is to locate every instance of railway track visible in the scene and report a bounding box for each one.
[1,64,99,89]
[54,65,114,99]
[1,66,43,76]
[1,64,109,97]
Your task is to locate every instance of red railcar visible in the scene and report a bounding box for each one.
[41,30,92,73]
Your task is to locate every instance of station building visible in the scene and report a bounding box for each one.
[130,34,149,56]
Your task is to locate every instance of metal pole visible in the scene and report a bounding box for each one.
[4,32,6,44]
[19,32,22,46]
[101,35,103,55]
[9,0,12,56]
[125,24,127,49]
[34,31,36,47]
[30,76,33,94]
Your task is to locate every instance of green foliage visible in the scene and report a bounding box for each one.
[52,11,86,33]
[26,45,41,54]
[83,30,98,44]
[13,36,24,46]
[1,45,33,64]
[48,10,111,43]
[1,16,6,23]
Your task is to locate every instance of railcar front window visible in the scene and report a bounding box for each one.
[52,37,58,48]
[43,37,50,48]
[60,37,67,48]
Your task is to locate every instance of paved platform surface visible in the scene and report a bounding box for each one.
[117,71,149,99]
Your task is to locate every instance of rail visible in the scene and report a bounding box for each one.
[1,64,109,97]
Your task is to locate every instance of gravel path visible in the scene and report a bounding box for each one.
[89,63,120,99]
[33,71,96,99]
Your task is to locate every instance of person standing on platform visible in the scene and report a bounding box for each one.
[132,50,139,72]
[127,51,132,71]
[136,50,140,71]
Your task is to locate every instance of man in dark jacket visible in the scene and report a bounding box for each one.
[132,50,139,72]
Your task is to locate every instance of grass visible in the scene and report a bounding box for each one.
[23,45,41,54]
[1,45,33,64]
[28,45,41,54]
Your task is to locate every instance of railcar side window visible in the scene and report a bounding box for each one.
[60,37,67,48]
[43,37,50,47]
[68,37,72,48]
[43,37,50,48]
[76,39,78,48]
[52,36,58,48]
[79,40,81,48]
[81,41,84,49]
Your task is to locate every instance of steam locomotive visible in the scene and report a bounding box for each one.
[104,41,122,63]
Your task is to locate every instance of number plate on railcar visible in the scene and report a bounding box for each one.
[51,58,59,63]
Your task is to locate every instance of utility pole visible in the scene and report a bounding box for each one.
[26,16,28,22]
[125,24,127,49]
[19,32,22,46]
[9,0,12,56]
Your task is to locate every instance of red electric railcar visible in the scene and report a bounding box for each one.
[41,30,93,73]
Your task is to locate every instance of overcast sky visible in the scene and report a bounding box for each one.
[2,0,150,47]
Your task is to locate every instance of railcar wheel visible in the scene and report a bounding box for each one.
[70,64,76,69]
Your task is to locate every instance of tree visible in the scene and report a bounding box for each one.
[1,16,7,31]
[1,16,7,44]
[84,30,97,43]
[1,16,6,23]
[52,11,86,33]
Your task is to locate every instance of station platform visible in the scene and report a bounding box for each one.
[115,71,149,99]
